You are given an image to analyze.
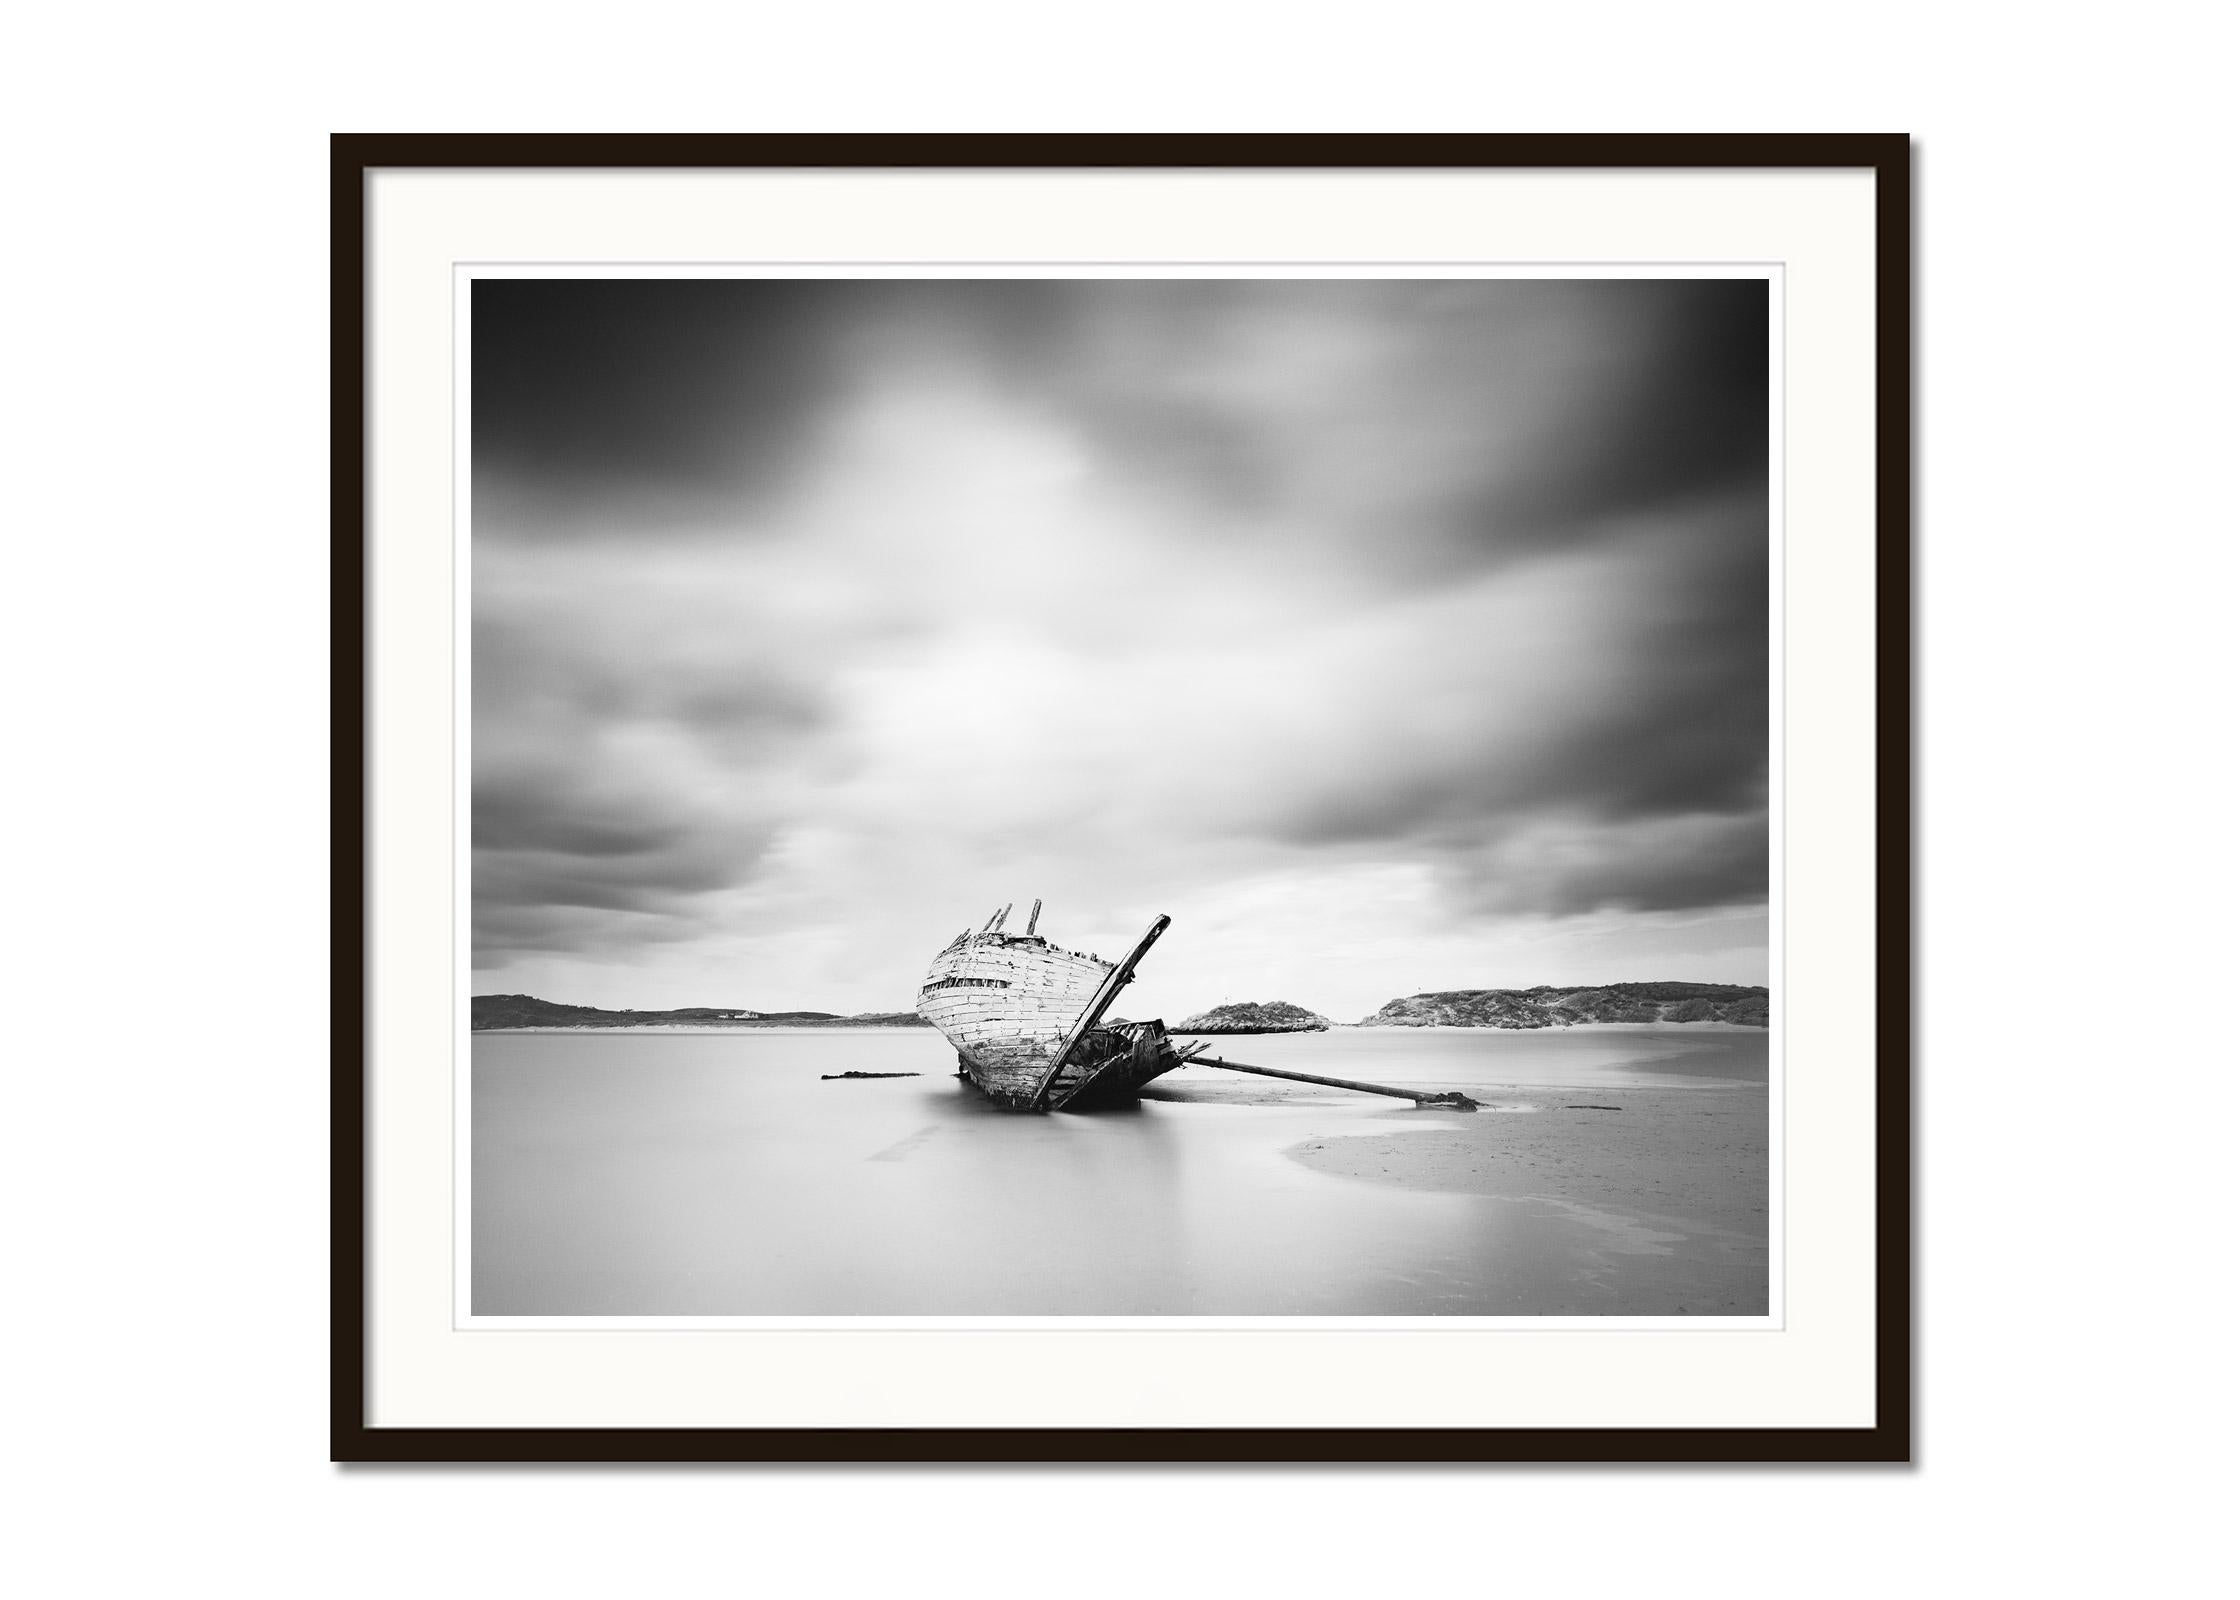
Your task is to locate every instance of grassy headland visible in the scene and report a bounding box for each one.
[1360,982,1768,1028]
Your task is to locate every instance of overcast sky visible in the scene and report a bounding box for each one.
[472,277,1769,1019]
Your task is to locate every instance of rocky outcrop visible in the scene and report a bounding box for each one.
[1172,1000,1332,1034]
[1359,983,1768,1029]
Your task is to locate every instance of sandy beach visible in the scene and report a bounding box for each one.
[1279,1081,1767,1314]
[1143,1027,1768,1314]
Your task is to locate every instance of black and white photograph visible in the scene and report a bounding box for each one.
[30,0,2240,1578]
[468,273,1775,1319]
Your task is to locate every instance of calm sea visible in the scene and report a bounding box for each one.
[472,1024,1766,1316]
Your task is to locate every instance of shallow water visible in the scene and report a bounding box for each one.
[472,1025,1766,1316]
[1168,1022,1767,1090]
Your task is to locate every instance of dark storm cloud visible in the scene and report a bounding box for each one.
[474,278,1767,558]
[1468,280,1769,531]
[957,279,1770,580]
[473,768,780,958]
[469,588,838,958]
[1444,810,1770,918]
[472,279,857,529]
[470,277,1772,983]
[1264,500,1766,857]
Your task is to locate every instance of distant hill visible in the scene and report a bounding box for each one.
[471,994,931,1031]
[1360,983,1768,1029]
[1172,1000,1332,1035]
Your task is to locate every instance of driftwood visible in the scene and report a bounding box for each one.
[1184,1053,1479,1110]
[820,1071,923,1080]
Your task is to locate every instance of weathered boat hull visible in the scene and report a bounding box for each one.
[1054,1020,1187,1108]
[916,928,1115,1107]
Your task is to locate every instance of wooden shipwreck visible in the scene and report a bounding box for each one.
[915,901,1181,1111]
[915,903,1477,1113]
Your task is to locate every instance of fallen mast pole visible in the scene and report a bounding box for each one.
[1029,914,1173,1110]
[1185,1053,1477,1110]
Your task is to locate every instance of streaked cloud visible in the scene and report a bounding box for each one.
[472,278,1769,1013]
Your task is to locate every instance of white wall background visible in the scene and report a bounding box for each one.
[4,3,2232,1595]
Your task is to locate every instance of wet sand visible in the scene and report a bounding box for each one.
[1160,1028,1768,1314]
[473,1024,1767,1317]
[1282,1082,1768,1315]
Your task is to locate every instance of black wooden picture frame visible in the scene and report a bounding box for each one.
[333,133,1911,1464]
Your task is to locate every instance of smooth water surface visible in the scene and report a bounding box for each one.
[472,1025,1766,1316]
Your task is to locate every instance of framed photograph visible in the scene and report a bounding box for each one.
[336,134,1910,1461]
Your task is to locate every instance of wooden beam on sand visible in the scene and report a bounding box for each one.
[1185,1054,1478,1110]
